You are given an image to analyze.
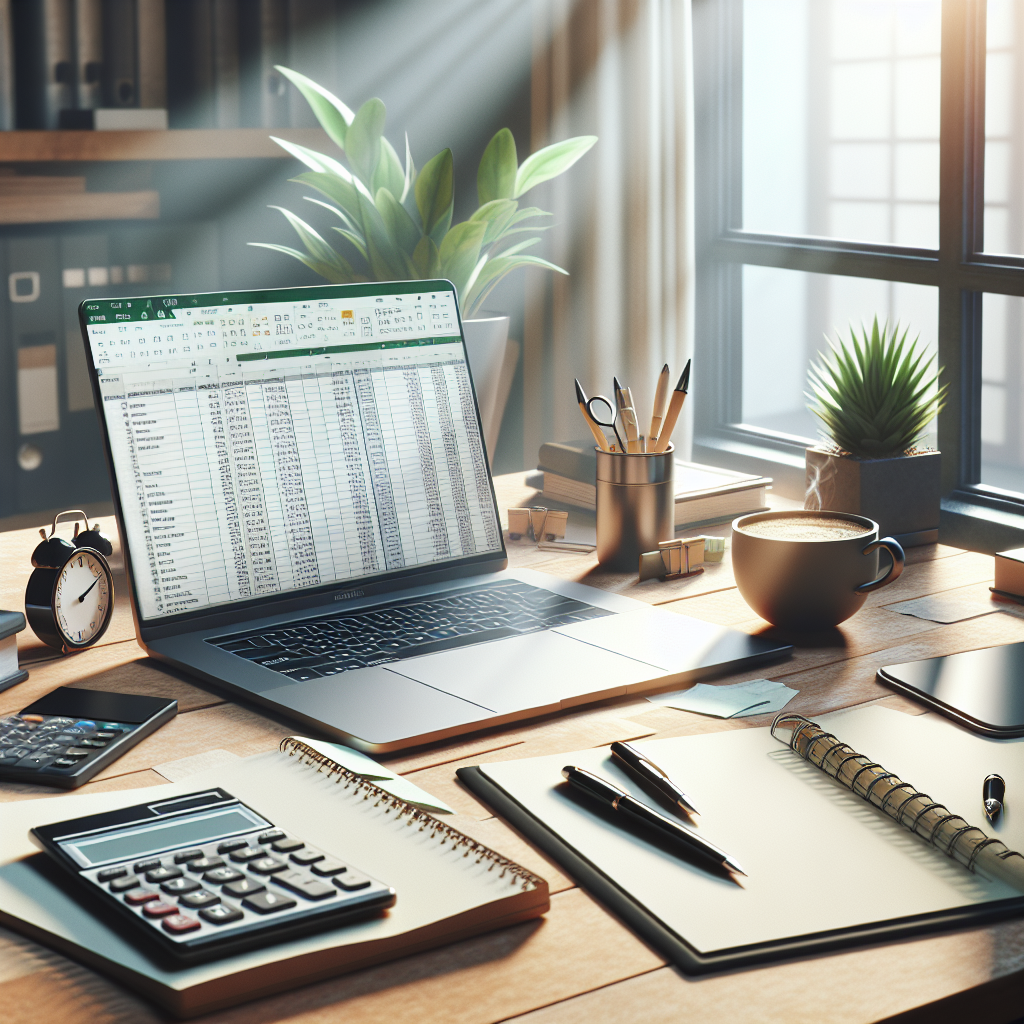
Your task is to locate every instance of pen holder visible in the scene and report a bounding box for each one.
[596,446,674,571]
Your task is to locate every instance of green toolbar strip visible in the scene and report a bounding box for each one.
[235,337,461,361]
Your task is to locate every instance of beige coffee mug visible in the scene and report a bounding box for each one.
[731,510,905,629]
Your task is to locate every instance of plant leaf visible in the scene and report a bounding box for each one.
[272,138,371,199]
[274,66,354,150]
[439,220,487,296]
[415,149,454,244]
[372,137,406,201]
[268,205,351,276]
[401,132,416,203]
[411,235,441,278]
[248,242,353,284]
[470,198,518,246]
[356,192,404,279]
[477,127,518,204]
[346,98,387,188]
[292,171,363,224]
[330,226,368,261]
[464,253,567,316]
[513,135,597,198]
[376,186,421,256]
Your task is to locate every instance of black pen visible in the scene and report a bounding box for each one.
[561,765,745,877]
[610,740,699,817]
[984,773,1005,823]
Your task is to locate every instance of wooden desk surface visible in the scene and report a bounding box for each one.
[2,474,1023,1024]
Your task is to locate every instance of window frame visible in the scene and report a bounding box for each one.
[692,0,1024,549]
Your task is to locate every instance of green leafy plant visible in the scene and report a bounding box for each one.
[806,317,948,459]
[249,66,597,317]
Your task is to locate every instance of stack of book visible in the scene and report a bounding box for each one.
[536,440,772,530]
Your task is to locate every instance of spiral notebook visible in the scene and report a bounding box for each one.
[0,738,549,1018]
[459,706,1024,974]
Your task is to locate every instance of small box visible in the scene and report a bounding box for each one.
[993,547,1024,600]
[541,510,567,541]
[507,508,531,540]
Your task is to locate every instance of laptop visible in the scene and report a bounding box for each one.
[80,279,791,752]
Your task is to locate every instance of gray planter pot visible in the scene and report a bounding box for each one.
[804,447,941,547]
[462,312,517,461]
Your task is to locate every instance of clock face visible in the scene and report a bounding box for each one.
[54,550,112,647]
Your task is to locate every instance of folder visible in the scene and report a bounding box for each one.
[73,0,103,110]
[0,0,14,129]
[13,0,76,128]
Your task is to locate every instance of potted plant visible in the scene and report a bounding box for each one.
[804,317,948,546]
[250,66,597,455]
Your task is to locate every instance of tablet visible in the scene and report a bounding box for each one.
[877,642,1024,737]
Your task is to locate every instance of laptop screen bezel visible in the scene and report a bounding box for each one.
[79,278,509,641]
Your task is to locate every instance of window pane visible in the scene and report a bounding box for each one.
[981,293,1024,492]
[984,1,1024,255]
[741,266,939,447]
[743,0,941,248]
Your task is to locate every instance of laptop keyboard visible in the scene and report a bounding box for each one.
[208,581,613,682]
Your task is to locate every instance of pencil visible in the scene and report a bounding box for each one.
[575,379,612,452]
[649,363,670,442]
[652,359,690,453]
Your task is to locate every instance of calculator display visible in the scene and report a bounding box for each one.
[66,807,266,866]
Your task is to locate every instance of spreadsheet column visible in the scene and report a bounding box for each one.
[453,362,502,551]
[401,366,450,561]
[430,365,476,556]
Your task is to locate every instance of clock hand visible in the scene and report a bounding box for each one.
[77,577,101,603]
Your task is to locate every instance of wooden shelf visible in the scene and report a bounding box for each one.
[0,128,333,162]
[0,189,159,223]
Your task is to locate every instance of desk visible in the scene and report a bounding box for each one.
[2,472,1023,1024]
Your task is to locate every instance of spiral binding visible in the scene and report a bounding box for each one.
[771,713,1024,880]
[279,737,543,891]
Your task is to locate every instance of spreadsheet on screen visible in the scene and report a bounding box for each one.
[83,287,502,621]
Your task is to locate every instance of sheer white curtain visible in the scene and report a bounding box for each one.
[522,0,694,465]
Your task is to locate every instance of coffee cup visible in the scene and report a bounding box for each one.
[731,510,905,629]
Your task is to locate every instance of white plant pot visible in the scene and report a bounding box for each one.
[462,312,518,461]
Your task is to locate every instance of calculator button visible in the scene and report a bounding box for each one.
[290,849,324,866]
[162,914,201,934]
[109,874,141,892]
[53,735,78,746]
[5,747,31,759]
[217,838,249,854]
[79,738,108,749]
[16,753,55,769]
[173,849,205,864]
[229,846,266,862]
[241,891,296,914]
[334,871,372,891]
[187,856,224,872]
[95,731,118,740]
[249,856,288,875]
[180,890,221,909]
[63,727,88,736]
[142,900,180,918]
[98,866,128,883]
[145,866,183,883]
[52,758,80,768]
[270,838,304,853]
[200,904,244,925]
[21,715,44,723]
[273,870,336,901]
[64,747,94,758]
[134,858,163,873]
[223,878,265,898]
[124,887,160,905]
[36,742,66,754]
[258,830,286,843]
[204,866,244,884]
[161,876,202,895]
[310,859,347,876]
[49,718,74,727]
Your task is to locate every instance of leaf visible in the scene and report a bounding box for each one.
[411,235,441,278]
[477,127,518,204]
[470,198,518,246]
[248,243,353,284]
[401,132,416,203]
[356,191,405,279]
[292,171,363,224]
[346,98,387,188]
[330,226,368,261]
[439,220,487,296]
[463,253,567,316]
[415,149,454,244]
[274,66,354,150]
[514,135,597,197]
[268,206,351,278]
[372,137,406,201]
[302,195,359,234]
[376,186,421,256]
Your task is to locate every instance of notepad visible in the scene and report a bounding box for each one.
[459,706,1024,974]
[646,678,798,718]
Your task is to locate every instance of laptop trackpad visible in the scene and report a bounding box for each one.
[389,632,659,715]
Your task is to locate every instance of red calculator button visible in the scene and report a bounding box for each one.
[124,887,159,905]
[142,900,179,918]
[162,914,201,934]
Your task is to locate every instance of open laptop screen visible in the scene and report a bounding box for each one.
[81,281,503,622]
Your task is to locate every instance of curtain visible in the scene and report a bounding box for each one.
[521,0,695,466]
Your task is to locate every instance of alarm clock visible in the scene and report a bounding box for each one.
[26,511,115,653]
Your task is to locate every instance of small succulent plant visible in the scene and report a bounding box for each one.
[250,66,597,318]
[806,317,947,459]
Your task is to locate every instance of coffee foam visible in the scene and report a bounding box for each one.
[739,515,872,542]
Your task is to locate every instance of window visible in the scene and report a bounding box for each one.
[693,0,1024,549]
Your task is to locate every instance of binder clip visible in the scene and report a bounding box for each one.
[638,537,705,582]
[507,507,568,542]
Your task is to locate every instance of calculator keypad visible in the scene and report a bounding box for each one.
[0,714,137,774]
[81,826,391,950]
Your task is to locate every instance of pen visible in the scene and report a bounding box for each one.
[649,363,671,443]
[652,358,690,453]
[561,765,745,877]
[613,377,641,453]
[984,773,1005,823]
[610,740,699,817]
[575,379,612,452]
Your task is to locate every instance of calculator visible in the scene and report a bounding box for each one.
[0,687,177,788]
[31,788,396,962]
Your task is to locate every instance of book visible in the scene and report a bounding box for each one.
[0,609,27,693]
[458,705,1024,975]
[537,440,771,528]
[0,736,549,1018]
[13,0,76,127]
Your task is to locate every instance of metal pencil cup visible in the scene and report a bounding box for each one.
[596,445,675,571]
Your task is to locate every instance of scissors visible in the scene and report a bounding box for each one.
[585,394,625,451]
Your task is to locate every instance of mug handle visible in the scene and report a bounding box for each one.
[855,537,906,593]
